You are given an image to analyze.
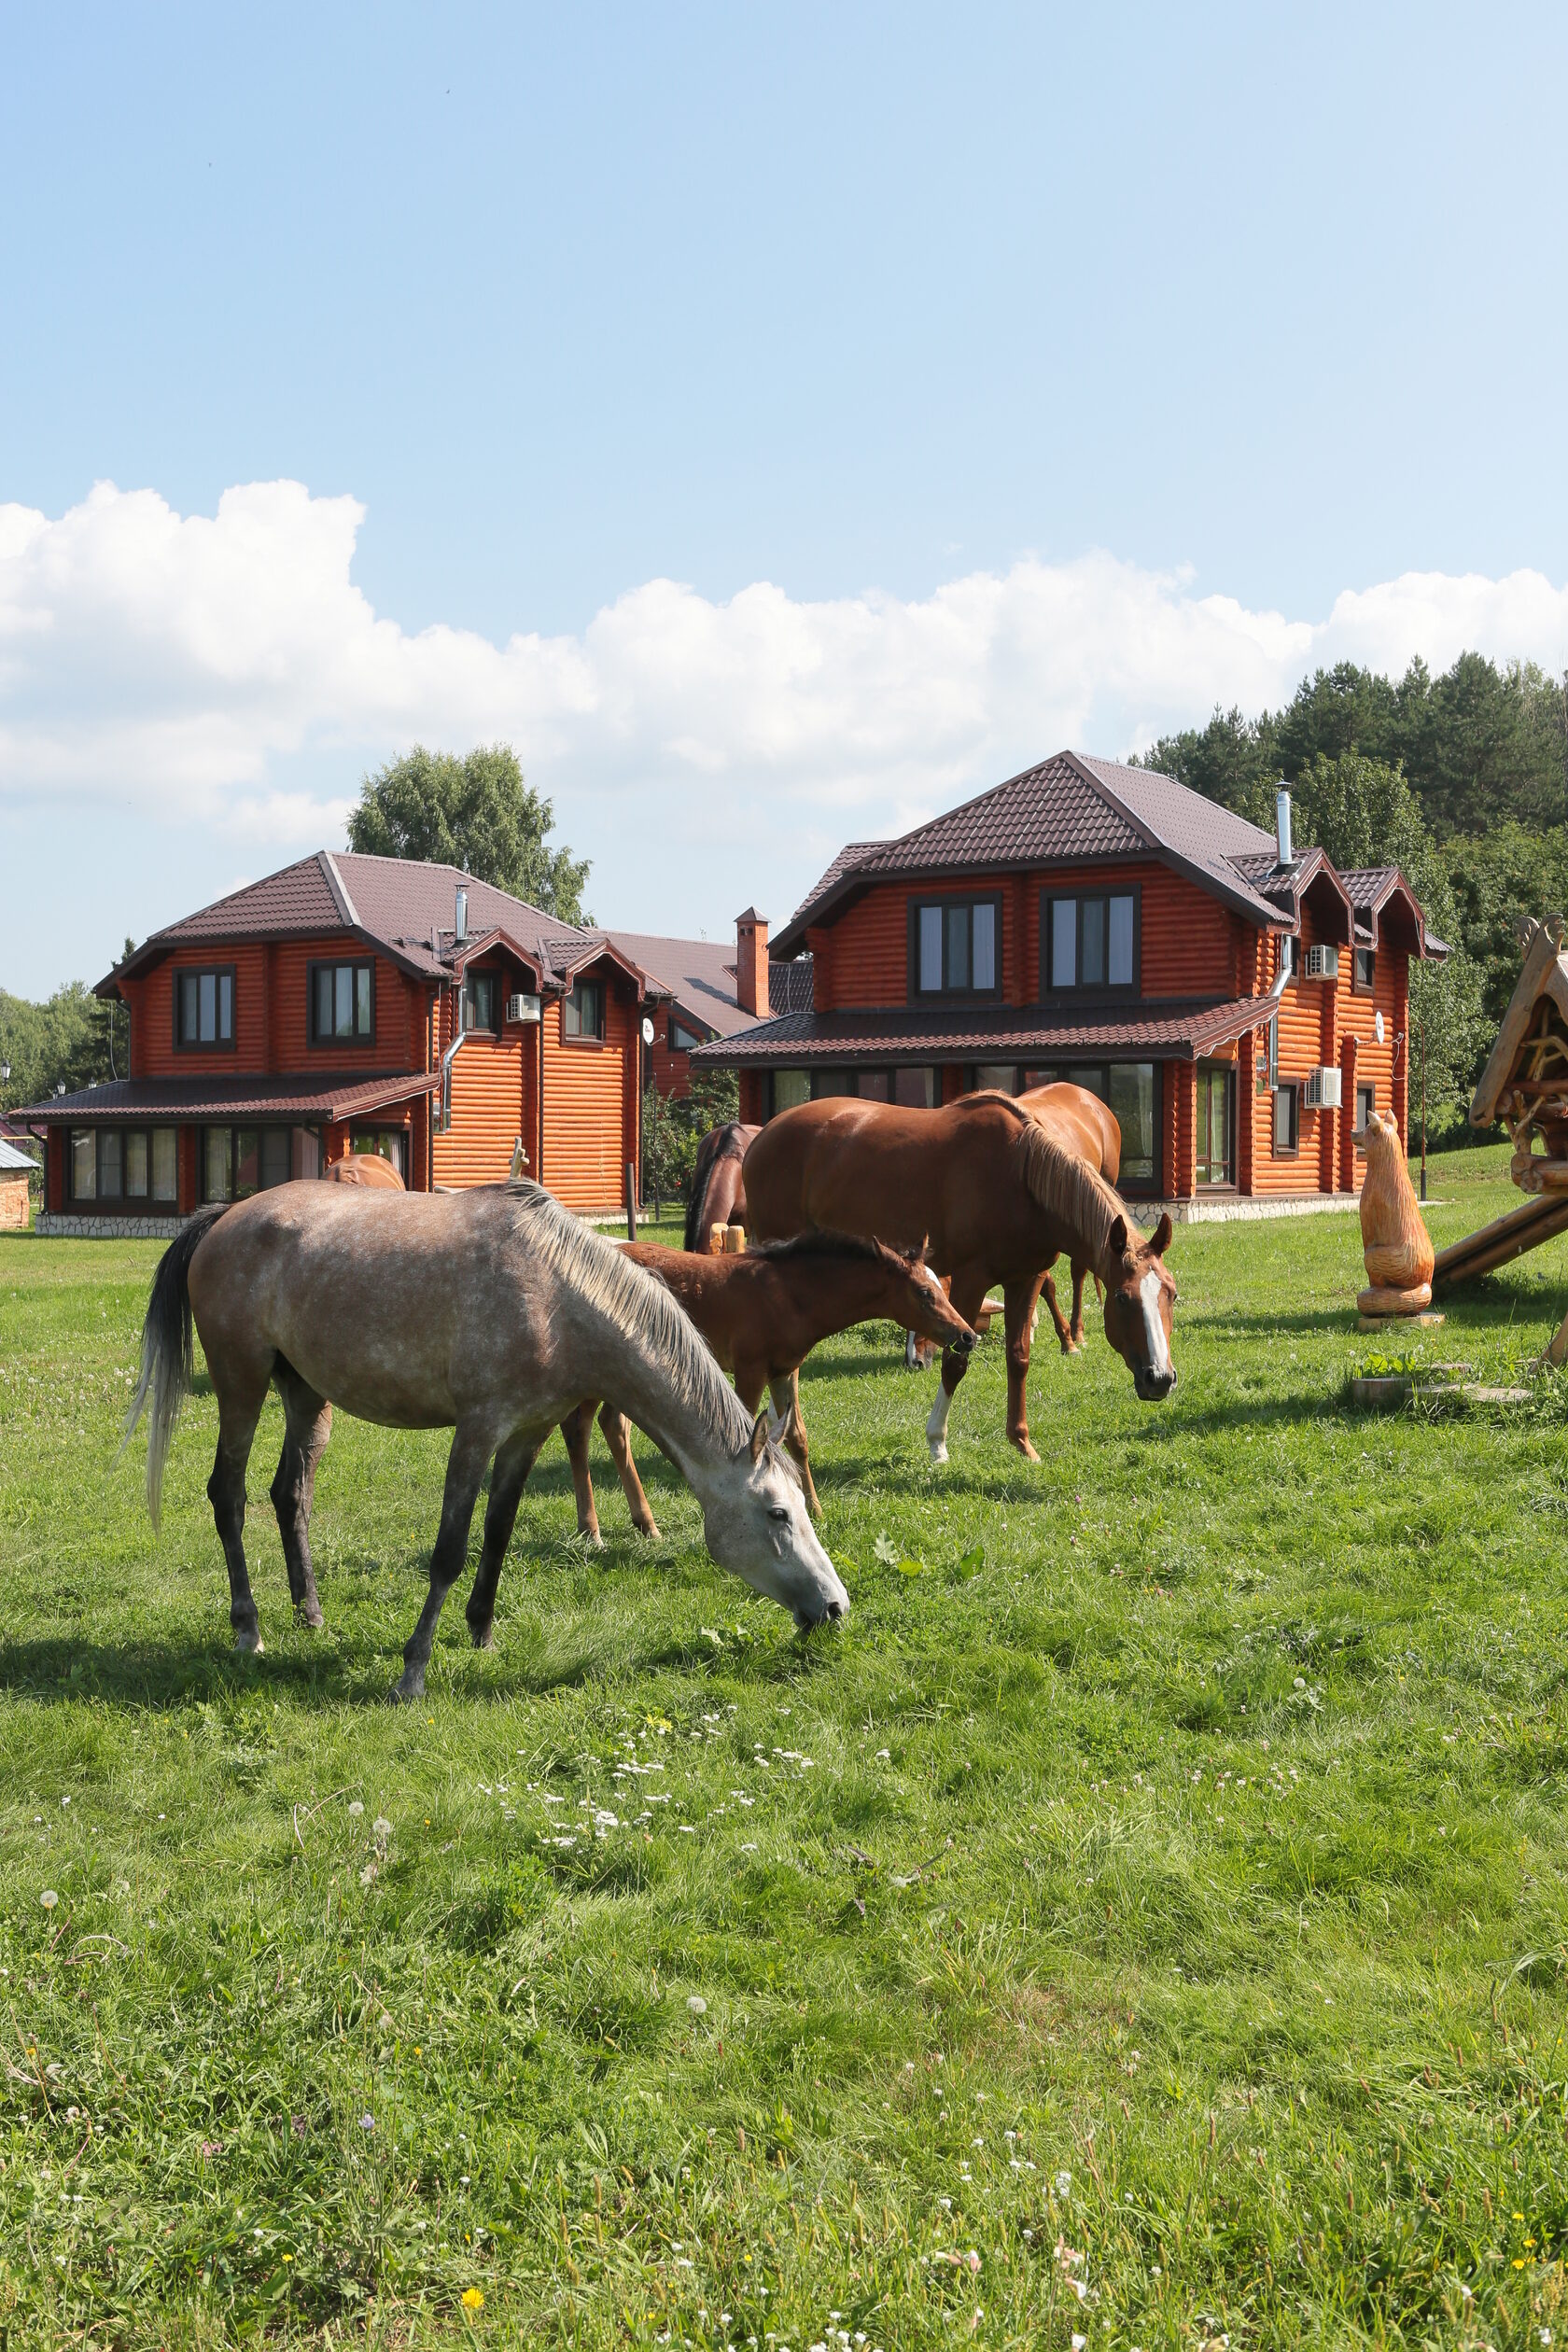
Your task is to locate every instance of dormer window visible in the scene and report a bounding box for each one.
[563,978,604,1041]
[911,897,1001,998]
[1042,891,1136,993]
[175,967,235,1050]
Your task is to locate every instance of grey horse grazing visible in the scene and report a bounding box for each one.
[122,1179,849,1700]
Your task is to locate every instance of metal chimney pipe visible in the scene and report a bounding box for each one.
[1275,786,1293,865]
[455,884,469,943]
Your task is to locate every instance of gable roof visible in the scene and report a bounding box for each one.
[1469,916,1568,1126]
[101,851,616,997]
[599,931,815,1041]
[771,750,1288,954]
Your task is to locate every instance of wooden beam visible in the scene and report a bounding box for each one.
[1432,1192,1568,1291]
[1470,918,1568,1126]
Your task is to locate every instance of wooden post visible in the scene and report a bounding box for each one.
[1419,1015,1427,1202]
[624,1160,637,1241]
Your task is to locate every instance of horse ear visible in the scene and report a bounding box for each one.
[1108,1214,1127,1259]
[1151,1211,1173,1257]
[920,1232,931,1265]
[749,1409,769,1463]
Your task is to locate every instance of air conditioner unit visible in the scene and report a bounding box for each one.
[1303,1065,1342,1110]
[505,992,541,1025]
[1305,944,1339,980]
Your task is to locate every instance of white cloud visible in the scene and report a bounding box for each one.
[4,477,1567,930]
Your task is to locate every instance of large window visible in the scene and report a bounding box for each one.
[202,1126,323,1202]
[1042,891,1137,993]
[70,1127,178,1208]
[563,978,604,1041]
[1196,1062,1234,1187]
[461,969,499,1035]
[309,960,373,1045]
[175,967,235,1050]
[912,898,1001,998]
[767,1067,935,1116]
[1020,1062,1159,1192]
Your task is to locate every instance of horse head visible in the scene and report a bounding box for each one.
[877,1235,978,1358]
[1100,1211,1178,1401]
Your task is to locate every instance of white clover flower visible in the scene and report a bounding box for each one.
[1056,2169,1072,2197]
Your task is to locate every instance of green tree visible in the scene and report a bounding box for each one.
[347,744,591,922]
[1437,819,1568,1036]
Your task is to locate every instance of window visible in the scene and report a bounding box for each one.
[1353,946,1376,993]
[810,1071,858,1099]
[1272,1083,1300,1156]
[776,1067,937,1112]
[1042,891,1136,993]
[462,969,499,1035]
[309,960,373,1045]
[69,1127,179,1208]
[1197,1062,1235,1187]
[771,1070,810,1113]
[202,1126,324,1201]
[1020,1062,1160,1190]
[351,1128,406,1178]
[175,966,235,1049]
[912,898,1001,997]
[669,1015,705,1054]
[563,978,604,1040]
[1354,1083,1376,1138]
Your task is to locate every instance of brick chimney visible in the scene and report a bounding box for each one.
[735,907,768,1016]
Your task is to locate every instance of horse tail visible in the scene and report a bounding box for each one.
[119,1203,229,1528]
[684,1123,744,1252]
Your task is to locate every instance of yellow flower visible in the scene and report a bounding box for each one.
[461,2286,485,2311]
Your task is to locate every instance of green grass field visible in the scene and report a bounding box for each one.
[5,1147,1568,2348]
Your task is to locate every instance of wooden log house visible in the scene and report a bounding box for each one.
[691,751,1445,1211]
[24,852,669,1233]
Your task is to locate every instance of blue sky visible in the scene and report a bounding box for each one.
[5,4,1568,992]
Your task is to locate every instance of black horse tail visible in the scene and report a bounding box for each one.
[119,1203,229,1528]
[684,1122,746,1253]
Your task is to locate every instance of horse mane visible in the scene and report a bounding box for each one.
[746,1229,914,1275]
[506,1180,753,1455]
[684,1122,749,1253]
[1012,1114,1135,1277]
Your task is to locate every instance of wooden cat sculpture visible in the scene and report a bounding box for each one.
[1358,1110,1435,1314]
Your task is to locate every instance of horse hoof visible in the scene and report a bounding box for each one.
[233,1630,264,1655]
[469,1621,496,1651]
[928,1439,948,1465]
[1013,1439,1041,1464]
[387,1673,423,1706]
[637,1519,662,1543]
[297,1606,325,1631]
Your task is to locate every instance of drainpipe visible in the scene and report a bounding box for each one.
[437,984,466,1132]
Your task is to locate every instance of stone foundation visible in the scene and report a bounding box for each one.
[35,1212,189,1241]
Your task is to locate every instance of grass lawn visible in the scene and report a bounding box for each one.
[5,1146,1568,2348]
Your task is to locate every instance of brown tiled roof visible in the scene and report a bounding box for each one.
[771,751,1286,954]
[689,994,1275,1069]
[337,854,583,971]
[22,1072,439,1124]
[604,931,755,1040]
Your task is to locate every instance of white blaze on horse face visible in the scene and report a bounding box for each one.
[926,1381,952,1463]
[1139,1269,1170,1380]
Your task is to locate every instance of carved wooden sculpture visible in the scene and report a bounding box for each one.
[1358,1110,1435,1314]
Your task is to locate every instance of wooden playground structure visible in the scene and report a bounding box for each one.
[1433,915,1568,1358]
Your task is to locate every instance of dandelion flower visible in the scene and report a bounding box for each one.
[372,1816,392,1839]
[40,1890,58,1911]
[462,2286,484,2310]
[688,1995,707,2015]
[348,1800,364,1817]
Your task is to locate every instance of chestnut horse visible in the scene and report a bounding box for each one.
[561,1231,978,1529]
[1017,1082,1121,1352]
[684,1122,760,1250]
[120,1180,847,1698]
[742,1092,1177,1462]
[325,1152,404,1190]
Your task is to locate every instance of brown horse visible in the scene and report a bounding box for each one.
[561,1231,978,1530]
[743,1092,1177,1462]
[325,1151,404,1189]
[1016,1082,1121,1352]
[684,1122,760,1250]
[120,1180,848,1698]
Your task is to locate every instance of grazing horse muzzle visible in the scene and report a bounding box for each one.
[949,1328,978,1357]
[1133,1363,1177,1402]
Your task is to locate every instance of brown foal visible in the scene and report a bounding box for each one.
[560,1231,977,1532]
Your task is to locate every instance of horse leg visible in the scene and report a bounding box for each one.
[1039,1263,1075,1354]
[768,1370,821,1519]
[559,1403,603,1546]
[391,1421,492,1704]
[205,1357,272,1654]
[927,1268,988,1463]
[270,1364,331,1629]
[465,1429,543,1651]
[1069,1260,1089,1352]
[1003,1280,1041,1463]
[597,1404,661,1539]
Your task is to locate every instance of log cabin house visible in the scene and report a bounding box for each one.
[25,852,674,1234]
[691,750,1444,1211]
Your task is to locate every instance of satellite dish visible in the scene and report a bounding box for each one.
[1374,1010,1385,1045]
[640,1015,655,1046]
